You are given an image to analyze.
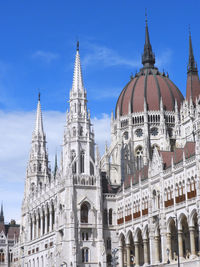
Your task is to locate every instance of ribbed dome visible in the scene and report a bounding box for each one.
[115,19,184,118]
[115,68,184,118]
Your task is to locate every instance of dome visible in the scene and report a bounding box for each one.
[115,20,184,118]
[115,68,184,117]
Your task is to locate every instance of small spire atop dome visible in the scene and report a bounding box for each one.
[142,11,155,69]
[0,202,4,222]
[187,29,198,74]
[77,40,79,51]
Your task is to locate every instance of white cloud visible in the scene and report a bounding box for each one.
[156,49,173,69]
[32,50,59,63]
[82,43,140,68]
[0,109,110,222]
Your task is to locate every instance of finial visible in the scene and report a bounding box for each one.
[38,91,40,101]
[189,24,191,36]
[130,72,134,80]
[76,41,79,51]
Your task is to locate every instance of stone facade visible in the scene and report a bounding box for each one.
[12,23,200,267]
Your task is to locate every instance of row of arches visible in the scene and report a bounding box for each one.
[118,210,199,266]
[29,202,55,241]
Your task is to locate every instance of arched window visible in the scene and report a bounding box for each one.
[71,150,76,174]
[104,209,108,225]
[80,151,85,173]
[79,126,83,136]
[109,209,112,225]
[38,163,42,172]
[107,238,111,249]
[73,127,76,137]
[81,203,89,223]
[90,162,94,176]
[107,254,112,265]
[0,249,5,262]
[82,248,89,262]
[135,146,143,170]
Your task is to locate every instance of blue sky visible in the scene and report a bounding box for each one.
[0,0,200,221]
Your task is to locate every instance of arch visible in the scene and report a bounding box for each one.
[135,146,143,170]
[82,247,89,263]
[80,202,90,223]
[108,208,112,225]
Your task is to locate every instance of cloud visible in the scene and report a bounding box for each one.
[32,50,59,63]
[156,48,173,69]
[0,109,110,222]
[82,42,140,68]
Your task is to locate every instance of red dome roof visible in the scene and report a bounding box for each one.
[115,68,184,118]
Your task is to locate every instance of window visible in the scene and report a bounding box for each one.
[81,203,89,223]
[80,126,83,136]
[107,254,112,265]
[82,248,89,263]
[71,150,76,174]
[80,151,85,173]
[0,249,4,262]
[104,209,108,225]
[73,127,76,137]
[109,209,112,225]
[135,146,143,170]
[107,238,111,250]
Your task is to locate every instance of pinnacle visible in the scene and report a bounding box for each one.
[72,42,84,92]
[187,31,198,74]
[34,94,44,136]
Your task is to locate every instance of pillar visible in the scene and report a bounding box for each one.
[126,244,131,267]
[45,210,48,234]
[32,217,35,240]
[135,242,139,266]
[36,215,39,238]
[178,230,184,257]
[166,233,172,260]
[49,208,52,232]
[189,226,196,255]
[41,214,44,236]
[118,245,123,267]
[155,236,160,263]
[143,239,149,265]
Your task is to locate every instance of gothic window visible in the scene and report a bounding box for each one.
[135,128,143,137]
[150,127,158,136]
[80,126,83,136]
[109,209,112,225]
[107,254,112,266]
[82,248,89,263]
[81,203,89,223]
[107,238,111,250]
[123,131,128,140]
[135,146,143,170]
[71,150,76,174]
[38,163,42,172]
[0,249,4,263]
[90,162,94,176]
[80,151,85,173]
[73,127,76,137]
[74,103,76,113]
[104,209,108,225]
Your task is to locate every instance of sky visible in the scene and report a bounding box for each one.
[0,0,200,222]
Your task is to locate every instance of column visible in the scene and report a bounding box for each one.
[118,245,123,267]
[149,233,155,265]
[189,226,196,255]
[178,230,184,257]
[29,218,32,241]
[126,244,131,267]
[49,208,52,232]
[41,214,44,236]
[45,210,48,234]
[36,215,39,238]
[32,217,35,240]
[143,239,149,265]
[166,233,172,260]
[135,242,139,266]
[154,236,160,263]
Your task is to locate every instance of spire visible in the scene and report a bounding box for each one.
[142,11,155,68]
[34,93,44,135]
[0,202,4,222]
[54,153,58,178]
[72,42,84,92]
[187,30,198,74]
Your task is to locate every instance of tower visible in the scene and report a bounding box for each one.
[59,42,105,266]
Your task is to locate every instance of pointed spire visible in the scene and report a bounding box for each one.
[72,42,84,93]
[187,29,198,74]
[0,202,4,222]
[54,153,58,178]
[34,92,44,135]
[142,11,155,68]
